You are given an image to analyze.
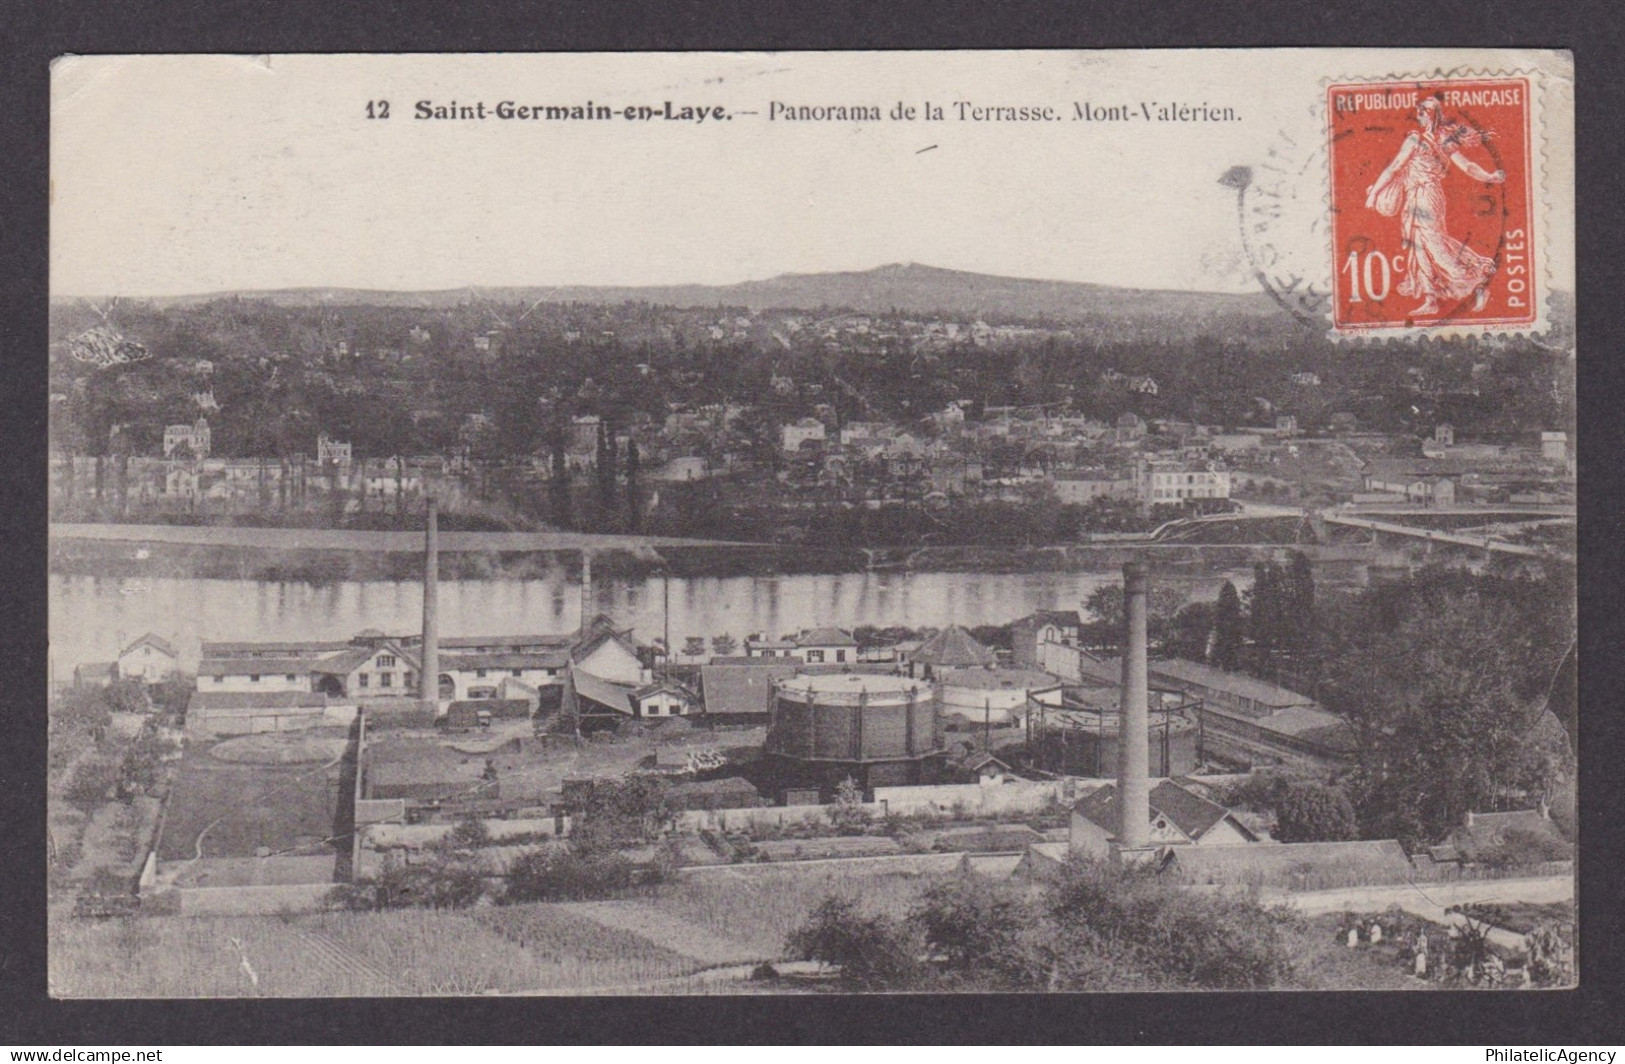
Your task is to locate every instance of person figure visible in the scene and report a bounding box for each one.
[1348,926,1360,948]
[1364,96,1507,317]
[1370,921,1383,945]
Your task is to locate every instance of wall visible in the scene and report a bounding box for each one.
[173,882,335,916]
[185,706,328,740]
[873,779,1065,818]
[675,803,832,834]
[200,673,312,694]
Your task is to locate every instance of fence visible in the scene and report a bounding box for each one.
[1408,858,1573,883]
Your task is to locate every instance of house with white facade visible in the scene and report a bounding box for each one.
[1136,459,1231,506]
[117,633,179,684]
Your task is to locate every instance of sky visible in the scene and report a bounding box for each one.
[50,50,1573,298]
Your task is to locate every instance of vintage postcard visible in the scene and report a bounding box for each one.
[47,50,1575,996]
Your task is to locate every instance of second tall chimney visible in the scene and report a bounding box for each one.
[420,497,439,708]
[1116,560,1151,849]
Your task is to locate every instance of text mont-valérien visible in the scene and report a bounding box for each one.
[768,101,1238,121]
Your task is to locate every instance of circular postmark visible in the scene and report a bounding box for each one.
[1219,107,1333,332]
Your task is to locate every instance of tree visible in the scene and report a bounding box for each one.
[1083,582,1187,651]
[1211,580,1244,670]
[548,419,572,529]
[329,851,485,911]
[909,874,1044,988]
[1284,550,1317,649]
[1246,561,1287,672]
[1323,586,1566,847]
[1167,601,1215,662]
[826,777,869,835]
[624,438,643,532]
[569,776,675,855]
[710,633,737,658]
[595,419,617,513]
[785,896,923,990]
[1272,779,1358,842]
[683,636,707,660]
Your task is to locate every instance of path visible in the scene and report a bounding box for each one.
[1272,875,1574,949]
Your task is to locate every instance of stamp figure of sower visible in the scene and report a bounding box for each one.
[1364,96,1505,317]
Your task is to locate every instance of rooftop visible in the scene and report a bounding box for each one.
[199,656,332,675]
[200,640,353,658]
[699,662,800,716]
[441,650,570,671]
[1166,839,1414,888]
[570,669,637,715]
[1148,658,1318,709]
[121,632,177,658]
[795,627,858,647]
[940,668,1062,691]
[1076,779,1237,842]
[910,626,997,668]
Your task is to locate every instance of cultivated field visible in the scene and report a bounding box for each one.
[641,866,940,961]
[48,862,945,997]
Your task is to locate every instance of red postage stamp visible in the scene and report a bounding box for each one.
[1327,77,1535,334]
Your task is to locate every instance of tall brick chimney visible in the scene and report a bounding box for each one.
[420,497,439,710]
[1116,560,1151,850]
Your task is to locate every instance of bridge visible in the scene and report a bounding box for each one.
[1150,503,1571,561]
[1319,512,1559,559]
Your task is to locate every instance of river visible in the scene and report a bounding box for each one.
[50,568,1252,674]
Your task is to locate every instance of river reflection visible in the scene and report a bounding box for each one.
[49,569,1250,672]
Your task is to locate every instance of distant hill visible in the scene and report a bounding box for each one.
[64,263,1286,327]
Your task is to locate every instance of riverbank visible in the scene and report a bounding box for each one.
[50,523,1379,582]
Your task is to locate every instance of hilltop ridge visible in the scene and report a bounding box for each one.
[58,263,1283,326]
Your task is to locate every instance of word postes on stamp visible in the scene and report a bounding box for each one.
[1328,77,1534,334]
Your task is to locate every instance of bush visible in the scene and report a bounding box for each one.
[570,776,676,854]
[785,896,924,990]
[1273,780,1359,843]
[503,846,637,902]
[909,874,1044,988]
[1477,825,1572,869]
[332,853,486,911]
[64,757,121,804]
[826,777,869,835]
[447,816,492,851]
[1049,857,1301,990]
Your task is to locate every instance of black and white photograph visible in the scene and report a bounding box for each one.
[45,49,1577,997]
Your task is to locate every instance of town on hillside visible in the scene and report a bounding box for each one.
[48,294,1574,556]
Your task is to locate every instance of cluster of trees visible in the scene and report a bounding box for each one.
[1318,565,1575,848]
[1087,552,1314,672]
[51,680,182,807]
[1216,772,1360,843]
[1081,556,1573,850]
[787,858,1304,991]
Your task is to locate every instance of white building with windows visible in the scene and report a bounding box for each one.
[1136,459,1231,506]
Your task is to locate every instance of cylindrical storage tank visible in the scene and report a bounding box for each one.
[938,669,1061,728]
[768,674,939,762]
